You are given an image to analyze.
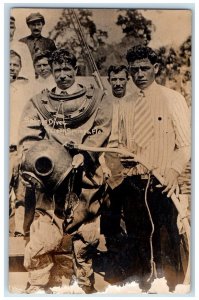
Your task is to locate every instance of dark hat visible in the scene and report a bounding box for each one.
[26,12,45,25]
[10,16,15,26]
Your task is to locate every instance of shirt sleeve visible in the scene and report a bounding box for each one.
[82,93,112,162]
[170,92,191,174]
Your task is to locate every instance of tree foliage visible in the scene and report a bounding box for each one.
[116,9,154,45]
[48,9,108,75]
[99,9,155,75]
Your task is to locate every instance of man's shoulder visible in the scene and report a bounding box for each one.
[40,36,55,44]
[17,77,29,83]
[19,36,31,43]
[30,88,51,103]
[156,83,184,101]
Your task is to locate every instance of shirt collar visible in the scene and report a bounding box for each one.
[55,82,80,95]
[135,80,158,97]
[30,34,42,40]
[111,90,132,101]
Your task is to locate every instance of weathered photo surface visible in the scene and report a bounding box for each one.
[9,7,191,295]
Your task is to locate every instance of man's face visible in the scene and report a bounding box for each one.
[109,70,128,98]
[28,21,43,37]
[52,62,77,90]
[10,24,15,41]
[10,55,21,82]
[129,58,159,90]
[34,57,51,79]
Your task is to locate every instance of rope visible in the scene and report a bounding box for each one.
[144,173,157,282]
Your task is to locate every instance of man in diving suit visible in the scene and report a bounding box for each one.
[18,49,112,294]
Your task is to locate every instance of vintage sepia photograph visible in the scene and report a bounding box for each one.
[8,7,191,295]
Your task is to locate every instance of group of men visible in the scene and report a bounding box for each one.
[9,12,191,295]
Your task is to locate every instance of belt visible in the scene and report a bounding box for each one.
[129,174,152,180]
[127,174,159,186]
[140,174,150,180]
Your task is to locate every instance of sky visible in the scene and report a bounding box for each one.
[12,8,191,50]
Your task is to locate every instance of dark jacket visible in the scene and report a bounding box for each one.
[19,35,56,58]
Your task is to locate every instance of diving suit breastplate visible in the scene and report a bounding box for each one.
[32,84,104,129]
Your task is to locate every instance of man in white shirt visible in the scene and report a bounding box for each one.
[99,65,132,282]
[10,16,35,81]
[113,46,190,290]
[10,50,31,236]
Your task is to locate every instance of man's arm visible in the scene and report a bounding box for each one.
[18,97,45,158]
[82,93,113,163]
[170,93,191,173]
[163,92,191,196]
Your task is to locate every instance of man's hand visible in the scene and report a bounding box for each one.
[72,154,84,169]
[162,168,180,198]
[102,166,112,180]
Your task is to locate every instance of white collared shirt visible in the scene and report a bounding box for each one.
[55,82,81,95]
[108,91,132,148]
[119,81,191,176]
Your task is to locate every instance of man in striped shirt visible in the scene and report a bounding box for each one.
[114,46,190,290]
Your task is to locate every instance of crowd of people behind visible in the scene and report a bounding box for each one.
[9,12,191,294]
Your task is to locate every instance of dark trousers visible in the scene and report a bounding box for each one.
[119,175,182,283]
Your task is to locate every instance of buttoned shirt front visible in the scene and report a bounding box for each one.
[108,92,132,148]
[55,82,82,95]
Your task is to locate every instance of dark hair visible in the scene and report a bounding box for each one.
[107,65,129,79]
[49,49,77,68]
[10,16,15,22]
[126,45,158,65]
[33,50,51,65]
[10,50,22,66]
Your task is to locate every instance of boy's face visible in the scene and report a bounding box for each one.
[34,57,51,79]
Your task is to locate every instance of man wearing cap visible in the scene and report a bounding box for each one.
[19,12,56,59]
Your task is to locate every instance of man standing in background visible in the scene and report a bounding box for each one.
[9,50,30,237]
[19,12,56,60]
[99,65,133,283]
[32,50,55,90]
[10,16,35,80]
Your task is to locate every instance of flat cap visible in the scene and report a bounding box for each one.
[26,13,45,25]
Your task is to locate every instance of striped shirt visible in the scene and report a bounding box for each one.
[108,91,133,148]
[119,81,191,176]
